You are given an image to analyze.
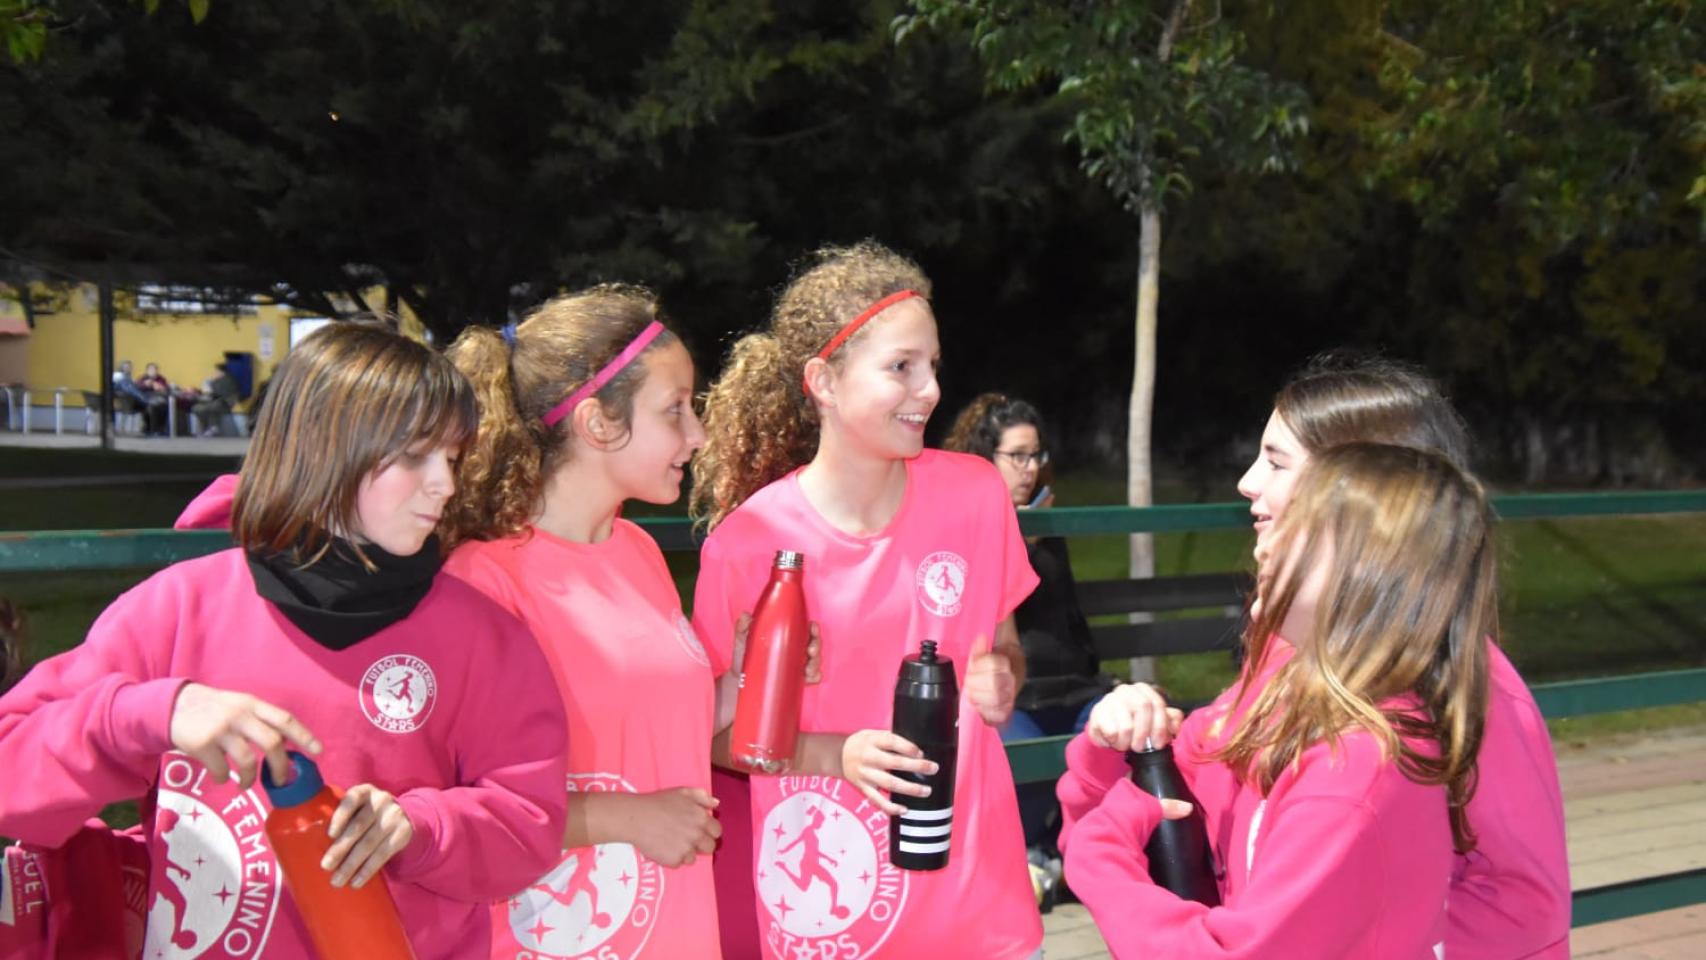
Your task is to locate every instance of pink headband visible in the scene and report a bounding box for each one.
[803,289,923,393]
[541,321,665,429]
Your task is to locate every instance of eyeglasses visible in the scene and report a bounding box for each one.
[994,449,1049,469]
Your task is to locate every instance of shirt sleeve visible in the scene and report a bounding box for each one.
[690,534,740,678]
[385,616,568,901]
[0,582,185,846]
[1066,779,1391,960]
[1056,731,1131,855]
[989,473,1040,620]
[441,546,525,620]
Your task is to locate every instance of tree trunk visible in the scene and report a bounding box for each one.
[1126,0,1191,683]
[1127,202,1161,681]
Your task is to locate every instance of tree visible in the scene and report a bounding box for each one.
[1356,0,1706,481]
[899,1,1308,599]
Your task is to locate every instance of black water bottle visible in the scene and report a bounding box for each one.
[890,639,958,871]
[1126,740,1221,905]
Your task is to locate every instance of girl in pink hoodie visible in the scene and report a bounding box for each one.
[1237,357,1571,958]
[0,322,569,958]
[1061,442,1499,959]
[1072,356,1571,960]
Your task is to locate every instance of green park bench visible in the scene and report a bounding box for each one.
[3,488,1704,926]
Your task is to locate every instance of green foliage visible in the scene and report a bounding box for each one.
[1369,0,1706,241]
[900,0,1310,214]
[2,1,47,62]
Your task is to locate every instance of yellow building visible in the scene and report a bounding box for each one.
[0,282,427,419]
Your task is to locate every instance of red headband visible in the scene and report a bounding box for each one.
[803,289,923,393]
[541,321,665,429]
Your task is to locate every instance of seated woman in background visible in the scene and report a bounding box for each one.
[945,393,1113,877]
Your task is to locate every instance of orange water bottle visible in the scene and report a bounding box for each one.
[261,751,418,960]
[730,550,810,773]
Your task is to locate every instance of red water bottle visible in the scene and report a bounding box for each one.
[730,550,810,774]
[261,752,419,960]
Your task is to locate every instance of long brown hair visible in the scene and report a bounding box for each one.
[440,285,677,549]
[1218,443,1495,852]
[232,320,476,567]
[691,241,931,531]
[1275,353,1472,470]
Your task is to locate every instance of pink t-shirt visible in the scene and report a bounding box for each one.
[447,519,720,960]
[693,449,1043,960]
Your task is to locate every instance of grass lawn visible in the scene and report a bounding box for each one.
[4,463,1703,743]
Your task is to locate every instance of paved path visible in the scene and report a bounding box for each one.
[1043,725,1706,958]
[0,432,248,456]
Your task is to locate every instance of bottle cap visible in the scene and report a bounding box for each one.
[898,639,952,684]
[261,750,326,809]
[1125,738,1175,765]
[774,550,804,570]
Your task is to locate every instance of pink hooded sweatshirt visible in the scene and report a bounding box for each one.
[0,544,569,959]
[172,473,239,531]
[1060,636,1569,959]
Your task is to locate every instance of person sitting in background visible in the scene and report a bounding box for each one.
[135,362,173,436]
[944,392,1114,894]
[109,360,150,428]
[191,362,242,436]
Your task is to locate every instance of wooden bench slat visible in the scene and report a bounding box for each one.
[1077,572,1252,617]
[1089,616,1243,660]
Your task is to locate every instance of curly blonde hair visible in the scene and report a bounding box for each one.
[440,285,677,550]
[691,241,932,531]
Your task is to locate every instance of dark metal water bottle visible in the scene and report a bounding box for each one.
[890,639,958,871]
[1126,740,1221,905]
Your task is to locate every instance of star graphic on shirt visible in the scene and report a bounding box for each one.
[194,855,206,868]
[618,870,634,888]
[858,870,871,884]
[528,917,554,944]
[772,822,788,840]
[214,884,233,904]
[773,895,793,922]
[186,807,202,822]
[792,941,819,960]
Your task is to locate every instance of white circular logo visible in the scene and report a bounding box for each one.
[755,781,908,957]
[359,654,437,733]
[504,773,664,959]
[143,755,282,958]
[674,613,710,667]
[915,551,968,618]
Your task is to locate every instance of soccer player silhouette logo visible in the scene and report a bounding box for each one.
[153,808,198,950]
[532,851,612,929]
[774,807,851,920]
[915,551,968,617]
[360,654,438,732]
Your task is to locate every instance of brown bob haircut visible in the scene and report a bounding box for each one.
[232,320,476,566]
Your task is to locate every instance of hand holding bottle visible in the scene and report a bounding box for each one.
[732,612,823,684]
[322,784,414,889]
[1086,682,1184,753]
[840,730,936,817]
[169,682,323,789]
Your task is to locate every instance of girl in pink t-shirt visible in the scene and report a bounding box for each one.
[1062,442,1496,958]
[440,285,728,960]
[691,242,1044,960]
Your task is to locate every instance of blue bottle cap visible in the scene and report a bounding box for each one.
[260,750,325,809]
